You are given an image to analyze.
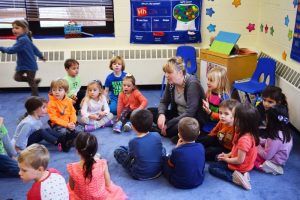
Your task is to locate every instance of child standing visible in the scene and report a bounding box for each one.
[255,105,293,175]
[47,78,81,152]
[0,20,45,96]
[209,103,259,190]
[163,117,205,189]
[114,109,164,180]
[13,97,60,153]
[113,74,148,133]
[64,59,85,112]
[197,99,239,161]
[67,132,127,200]
[202,66,230,133]
[18,144,69,199]
[81,80,114,132]
[104,56,127,115]
[256,86,288,138]
[0,117,19,178]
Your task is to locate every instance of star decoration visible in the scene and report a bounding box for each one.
[207,24,216,32]
[232,0,241,8]
[265,24,269,33]
[246,23,255,32]
[293,0,298,8]
[282,51,287,61]
[284,15,289,27]
[206,7,215,17]
[270,26,274,36]
[288,29,293,41]
[260,24,264,32]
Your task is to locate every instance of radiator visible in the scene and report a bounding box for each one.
[0,47,201,87]
[259,52,300,130]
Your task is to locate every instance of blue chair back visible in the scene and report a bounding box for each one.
[251,57,276,86]
[176,46,197,74]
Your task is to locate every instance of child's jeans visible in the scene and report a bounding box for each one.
[27,128,61,146]
[109,98,118,115]
[114,146,133,169]
[209,161,233,182]
[0,154,19,178]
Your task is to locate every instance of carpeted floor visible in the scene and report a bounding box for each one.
[0,89,300,200]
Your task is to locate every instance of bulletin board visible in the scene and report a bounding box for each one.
[130,0,202,44]
[291,3,300,62]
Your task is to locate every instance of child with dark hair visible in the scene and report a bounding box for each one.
[209,103,259,190]
[256,86,288,137]
[0,117,19,178]
[64,58,85,112]
[197,99,240,161]
[163,117,205,189]
[13,96,60,153]
[0,20,46,96]
[114,109,164,180]
[67,132,127,200]
[255,105,293,175]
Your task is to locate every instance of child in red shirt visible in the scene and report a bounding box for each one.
[209,103,259,190]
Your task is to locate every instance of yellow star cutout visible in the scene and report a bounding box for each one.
[232,0,241,8]
[282,51,287,61]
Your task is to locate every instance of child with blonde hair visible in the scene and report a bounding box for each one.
[0,20,45,96]
[67,132,127,200]
[47,78,81,152]
[202,66,230,133]
[113,74,148,133]
[18,144,69,199]
[81,80,114,132]
[209,103,259,190]
[104,56,127,115]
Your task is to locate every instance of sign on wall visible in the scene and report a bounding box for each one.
[291,4,300,62]
[130,0,202,44]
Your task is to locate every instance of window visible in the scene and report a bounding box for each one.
[0,0,114,37]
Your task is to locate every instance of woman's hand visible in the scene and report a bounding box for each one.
[157,114,166,130]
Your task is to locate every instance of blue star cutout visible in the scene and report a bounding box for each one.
[207,24,216,32]
[284,15,289,27]
[293,0,298,8]
[206,7,215,17]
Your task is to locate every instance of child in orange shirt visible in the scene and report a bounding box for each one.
[209,103,259,190]
[197,99,239,161]
[47,78,81,152]
[113,74,148,133]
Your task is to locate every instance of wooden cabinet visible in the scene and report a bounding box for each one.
[199,48,257,91]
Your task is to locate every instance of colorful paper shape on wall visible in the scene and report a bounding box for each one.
[270,26,274,36]
[260,24,264,32]
[284,15,290,27]
[232,0,241,8]
[293,0,298,8]
[206,7,215,17]
[209,31,241,55]
[265,24,269,33]
[288,29,293,41]
[246,23,255,32]
[207,24,216,32]
[130,0,203,44]
[291,3,300,62]
[282,51,287,61]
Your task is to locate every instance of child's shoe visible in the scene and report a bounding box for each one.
[113,121,122,133]
[100,120,114,128]
[123,122,132,132]
[261,160,284,175]
[232,170,251,190]
[84,124,96,132]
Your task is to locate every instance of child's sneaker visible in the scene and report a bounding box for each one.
[57,143,63,152]
[100,120,114,128]
[261,160,284,175]
[84,124,96,132]
[113,121,122,133]
[123,122,132,132]
[232,170,251,190]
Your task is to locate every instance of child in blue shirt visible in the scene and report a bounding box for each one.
[163,117,205,189]
[114,109,164,180]
[104,56,127,115]
[0,20,45,96]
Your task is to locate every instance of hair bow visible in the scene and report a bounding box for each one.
[277,115,289,124]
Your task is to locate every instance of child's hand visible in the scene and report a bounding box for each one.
[0,117,3,126]
[176,138,184,147]
[98,112,107,118]
[88,114,99,120]
[71,95,78,101]
[202,98,211,114]
[67,123,75,130]
[217,152,229,161]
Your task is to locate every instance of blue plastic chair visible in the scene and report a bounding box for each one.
[160,46,197,97]
[231,57,276,103]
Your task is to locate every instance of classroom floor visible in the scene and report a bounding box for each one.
[0,89,300,200]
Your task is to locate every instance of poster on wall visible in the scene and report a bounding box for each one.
[130,0,202,44]
[291,3,300,62]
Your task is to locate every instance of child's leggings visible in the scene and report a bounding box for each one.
[14,70,38,96]
[81,113,114,128]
